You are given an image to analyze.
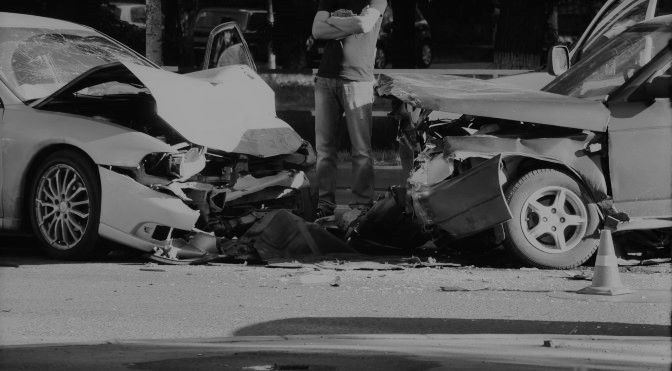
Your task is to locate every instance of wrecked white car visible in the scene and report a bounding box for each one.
[375,16,672,269]
[0,13,315,259]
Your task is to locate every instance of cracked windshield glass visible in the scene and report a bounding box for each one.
[0,28,150,102]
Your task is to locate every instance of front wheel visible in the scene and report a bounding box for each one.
[28,150,102,260]
[504,169,599,269]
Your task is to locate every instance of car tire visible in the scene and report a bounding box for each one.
[375,48,387,69]
[504,169,599,269]
[417,42,432,68]
[28,150,102,260]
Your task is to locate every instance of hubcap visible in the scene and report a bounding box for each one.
[520,186,587,254]
[35,164,90,250]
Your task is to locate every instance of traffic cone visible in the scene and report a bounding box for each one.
[578,229,632,296]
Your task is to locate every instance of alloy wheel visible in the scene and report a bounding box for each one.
[520,186,588,254]
[34,164,91,250]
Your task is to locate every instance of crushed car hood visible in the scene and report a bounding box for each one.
[35,62,303,157]
[376,73,610,132]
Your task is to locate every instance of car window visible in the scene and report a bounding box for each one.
[580,0,649,59]
[545,26,669,100]
[208,28,255,70]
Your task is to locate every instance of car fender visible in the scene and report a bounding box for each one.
[411,135,608,237]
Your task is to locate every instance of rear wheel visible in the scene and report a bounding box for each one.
[28,150,101,260]
[504,169,599,269]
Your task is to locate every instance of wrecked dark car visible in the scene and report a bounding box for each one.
[0,13,314,259]
[375,16,672,269]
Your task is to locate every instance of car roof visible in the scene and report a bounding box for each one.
[0,12,90,31]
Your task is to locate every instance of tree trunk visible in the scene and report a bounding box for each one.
[146,0,163,65]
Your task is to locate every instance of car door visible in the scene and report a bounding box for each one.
[202,21,256,72]
[607,46,672,220]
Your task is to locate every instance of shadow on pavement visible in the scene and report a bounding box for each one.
[0,235,145,267]
[233,317,672,337]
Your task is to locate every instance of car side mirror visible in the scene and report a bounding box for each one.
[629,75,671,102]
[547,45,570,76]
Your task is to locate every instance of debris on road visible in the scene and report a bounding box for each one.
[439,286,488,292]
[563,271,593,281]
[139,267,167,272]
[330,276,341,287]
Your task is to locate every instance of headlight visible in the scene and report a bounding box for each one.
[143,147,206,181]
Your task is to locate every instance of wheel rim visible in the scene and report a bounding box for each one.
[520,186,588,254]
[421,44,432,65]
[35,164,90,250]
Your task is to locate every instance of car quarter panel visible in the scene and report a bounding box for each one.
[443,134,609,203]
[608,100,672,218]
[0,105,174,228]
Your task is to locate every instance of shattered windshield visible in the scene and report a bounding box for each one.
[544,25,670,100]
[0,27,151,102]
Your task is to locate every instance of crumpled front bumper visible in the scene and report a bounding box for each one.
[410,155,512,238]
[96,167,310,252]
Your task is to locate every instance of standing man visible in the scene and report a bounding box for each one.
[312,0,387,217]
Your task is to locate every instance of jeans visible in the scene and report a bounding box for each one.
[315,76,374,211]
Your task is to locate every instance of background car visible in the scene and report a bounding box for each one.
[110,1,146,29]
[374,5,432,69]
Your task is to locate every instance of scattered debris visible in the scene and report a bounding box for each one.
[563,271,593,281]
[440,286,487,292]
[298,273,339,285]
[266,262,305,269]
[330,276,341,287]
[641,258,671,266]
[139,267,166,272]
[315,261,404,271]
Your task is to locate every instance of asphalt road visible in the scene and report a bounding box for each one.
[0,239,670,346]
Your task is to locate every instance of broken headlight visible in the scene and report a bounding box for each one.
[143,147,206,180]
